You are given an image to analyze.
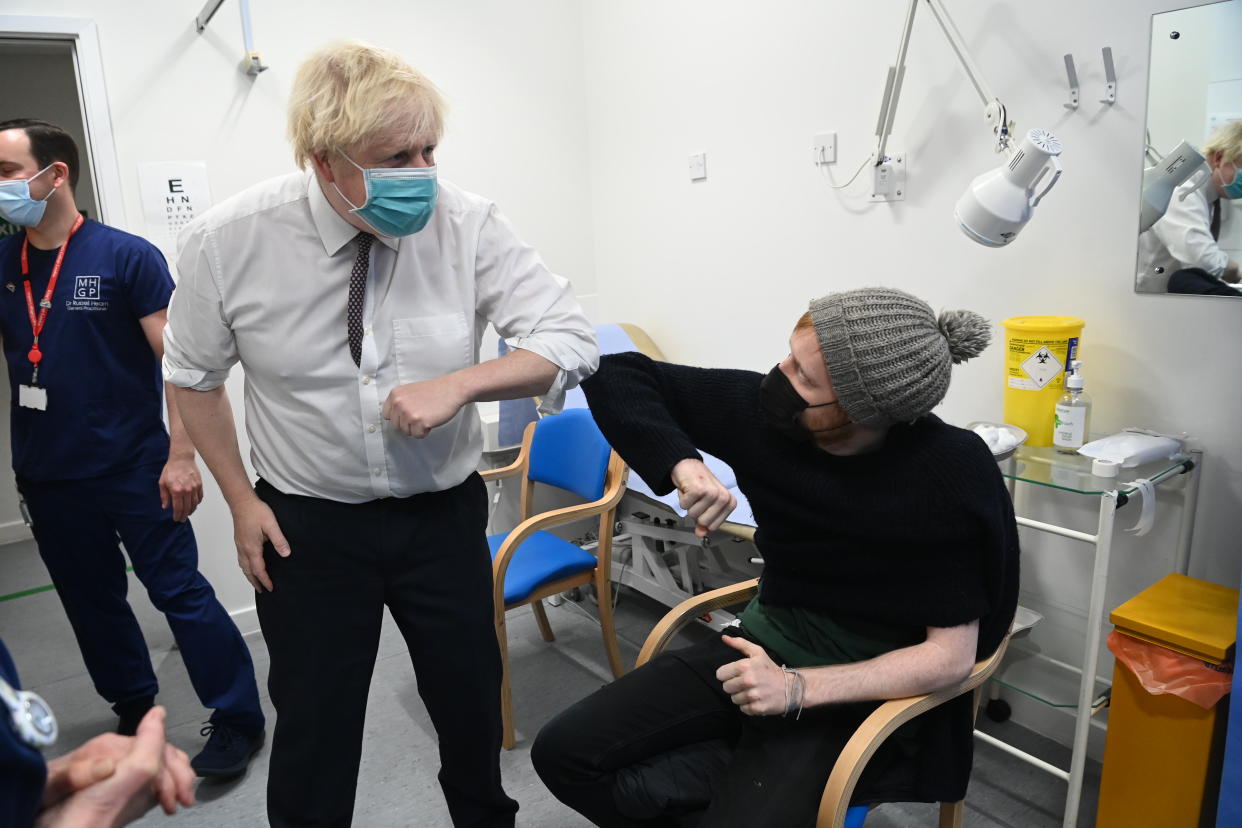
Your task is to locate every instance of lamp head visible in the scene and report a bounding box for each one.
[1138,140,1209,232]
[955,128,1063,247]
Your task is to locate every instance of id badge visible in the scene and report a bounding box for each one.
[18,384,47,411]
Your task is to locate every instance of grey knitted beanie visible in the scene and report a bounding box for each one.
[808,287,991,429]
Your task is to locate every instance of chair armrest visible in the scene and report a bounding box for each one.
[480,437,529,483]
[718,522,755,542]
[480,459,523,483]
[816,636,1011,827]
[635,578,761,668]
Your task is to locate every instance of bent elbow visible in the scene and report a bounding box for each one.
[926,648,975,691]
[950,654,975,685]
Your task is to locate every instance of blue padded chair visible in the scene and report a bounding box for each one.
[481,408,628,749]
[636,577,1010,827]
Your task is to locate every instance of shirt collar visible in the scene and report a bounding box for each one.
[307,172,400,255]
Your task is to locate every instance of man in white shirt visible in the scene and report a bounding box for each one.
[1137,122,1242,295]
[163,40,597,828]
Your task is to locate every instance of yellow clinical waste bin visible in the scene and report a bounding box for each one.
[1096,574,1237,828]
[1001,315,1084,447]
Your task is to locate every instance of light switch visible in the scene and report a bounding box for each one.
[689,152,707,181]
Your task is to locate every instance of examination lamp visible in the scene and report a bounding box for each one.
[955,128,1063,247]
[1138,139,1210,232]
[873,0,1064,247]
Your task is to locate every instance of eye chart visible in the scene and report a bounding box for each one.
[138,162,213,262]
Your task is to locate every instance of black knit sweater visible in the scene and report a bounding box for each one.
[582,352,1021,803]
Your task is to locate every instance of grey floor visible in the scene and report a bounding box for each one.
[0,537,1100,827]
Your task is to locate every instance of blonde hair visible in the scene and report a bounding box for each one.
[1202,121,1242,166]
[288,40,447,169]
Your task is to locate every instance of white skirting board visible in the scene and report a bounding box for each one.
[0,519,32,546]
[230,605,261,637]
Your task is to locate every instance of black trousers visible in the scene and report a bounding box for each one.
[1168,267,1240,296]
[532,634,916,828]
[255,474,518,828]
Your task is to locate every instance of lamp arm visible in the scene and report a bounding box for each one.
[873,0,919,166]
[925,0,1012,151]
[873,0,1012,165]
[924,0,994,107]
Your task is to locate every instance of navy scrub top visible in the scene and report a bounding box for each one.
[0,639,46,828]
[0,220,175,482]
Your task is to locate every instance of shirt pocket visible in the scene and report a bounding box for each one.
[392,313,471,384]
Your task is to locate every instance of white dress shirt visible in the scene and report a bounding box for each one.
[164,171,597,502]
[1136,183,1232,292]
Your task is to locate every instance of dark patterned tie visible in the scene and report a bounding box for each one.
[347,232,374,367]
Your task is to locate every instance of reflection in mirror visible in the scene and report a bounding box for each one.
[1136,0,1242,297]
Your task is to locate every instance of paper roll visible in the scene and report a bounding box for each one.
[1092,458,1120,478]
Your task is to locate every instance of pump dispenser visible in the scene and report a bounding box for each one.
[1054,360,1092,453]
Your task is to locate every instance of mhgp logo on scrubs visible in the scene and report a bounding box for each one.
[67,274,107,311]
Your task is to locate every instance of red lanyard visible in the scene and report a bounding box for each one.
[21,214,84,380]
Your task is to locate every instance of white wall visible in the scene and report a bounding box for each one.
[580,0,1242,752]
[1,0,597,621]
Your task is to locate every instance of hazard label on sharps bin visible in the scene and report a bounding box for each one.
[1006,336,1076,391]
[1019,346,1064,389]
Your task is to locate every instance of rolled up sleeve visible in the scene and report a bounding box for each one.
[162,222,239,391]
[474,204,598,414]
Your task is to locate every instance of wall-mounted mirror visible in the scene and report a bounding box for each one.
[1136,0,1242,297]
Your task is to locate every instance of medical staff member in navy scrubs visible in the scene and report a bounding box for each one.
[1,637,196,826]
[0,119,265,777]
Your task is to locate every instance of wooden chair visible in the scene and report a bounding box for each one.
[480,408,628,749]
[636,578,1010,828]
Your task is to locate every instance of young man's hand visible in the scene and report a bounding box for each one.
[670,458,736,537]
[716,636,787,716]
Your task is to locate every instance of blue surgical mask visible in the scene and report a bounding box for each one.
[0,165,54,227]
[334,153,437,237]
[1220,166,1242,200]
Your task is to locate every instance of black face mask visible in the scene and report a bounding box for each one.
[759,365,840,442]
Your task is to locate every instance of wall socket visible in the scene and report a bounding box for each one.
[688,152,707,181]
[869,152,905,202]
[812,132,836,165]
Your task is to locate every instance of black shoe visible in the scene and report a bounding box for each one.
[190,722,265,778]
[113,697,155,736]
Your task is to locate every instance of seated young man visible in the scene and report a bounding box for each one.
[532,287,1019,827]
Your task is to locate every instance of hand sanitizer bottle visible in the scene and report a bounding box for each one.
[1054,360,1092,454]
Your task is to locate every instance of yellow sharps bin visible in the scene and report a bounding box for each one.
[1096,574,1238,828]
[1001,316,1083,446]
